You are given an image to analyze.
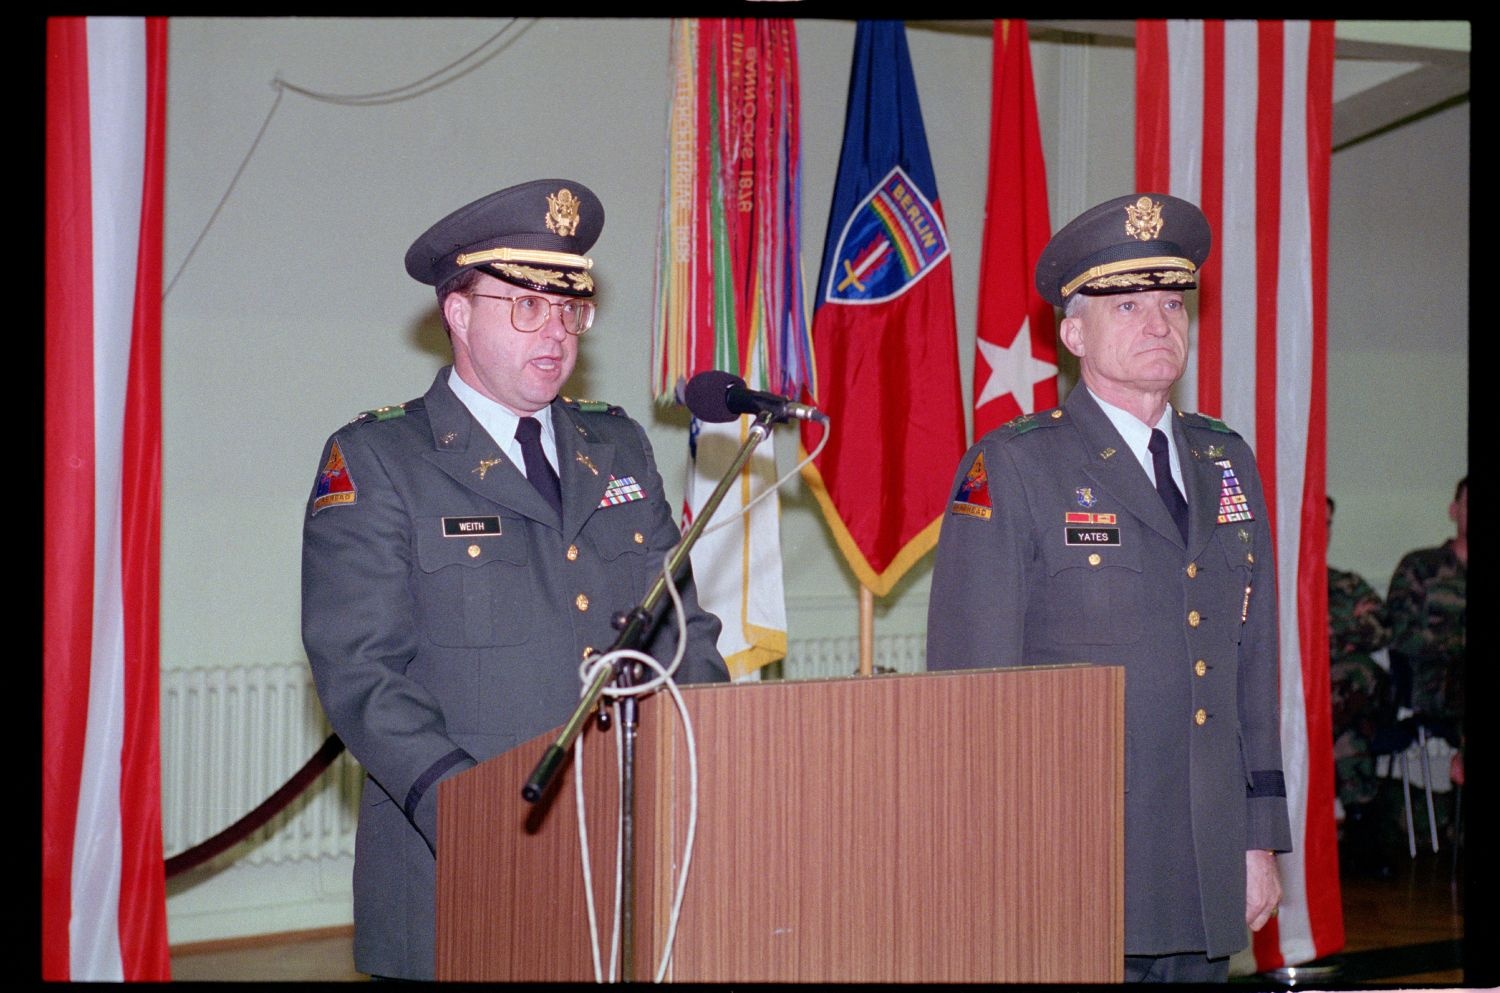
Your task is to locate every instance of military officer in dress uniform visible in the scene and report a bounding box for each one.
[926,193,1292,982]
[301,179,728,981]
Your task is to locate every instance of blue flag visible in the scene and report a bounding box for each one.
[800,20,966,597]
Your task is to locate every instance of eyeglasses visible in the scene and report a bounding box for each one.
[469,292,595,335]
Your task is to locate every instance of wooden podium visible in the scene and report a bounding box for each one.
[436,665,1123,982]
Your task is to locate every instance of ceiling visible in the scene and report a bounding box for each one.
[911,20,1470,150]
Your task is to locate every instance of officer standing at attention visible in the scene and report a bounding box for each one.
[926,194,1292,982]
[301,179,728,981]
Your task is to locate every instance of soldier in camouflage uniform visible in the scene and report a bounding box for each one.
[1327,496,1393,810]
[1383,477,1466,848]
[1386,478,1467,740]
[1326,497,1396,874]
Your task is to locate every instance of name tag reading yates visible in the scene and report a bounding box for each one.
[1065,526,1120,546]
[442,516,502,537]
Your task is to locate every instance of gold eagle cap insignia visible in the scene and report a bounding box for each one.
[1124,196,1165,241]
[546,188,582,237]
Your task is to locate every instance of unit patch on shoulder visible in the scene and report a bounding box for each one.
[312,440,357,513]
[951,452,993,519]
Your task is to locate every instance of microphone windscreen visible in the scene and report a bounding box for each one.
[683,369,743,423]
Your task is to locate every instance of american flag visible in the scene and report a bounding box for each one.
[1136,18,1340,970]
[43,16,172,981]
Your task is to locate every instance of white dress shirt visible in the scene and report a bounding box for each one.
[1088,388,1186,495]
[447,368,560,477]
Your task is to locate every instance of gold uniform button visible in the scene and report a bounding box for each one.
[576,594,590,612]
[566,544,579,561]
[1187,609,1201,627]
[1247,552,1255,564]
[1051,410,1063,419]
[1195,660,1207,677]
[1194,708,1207,726]
[633,532,645,544]
[467,544,481,558]
[1186,562,1198,578]
[1088,553,1102,566]
[582,646,594,660]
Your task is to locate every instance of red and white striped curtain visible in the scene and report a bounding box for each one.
[1136,19,1339,970]
[43,16,171,981]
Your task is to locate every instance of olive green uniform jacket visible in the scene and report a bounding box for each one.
[926,385,1292,959]
[302,369,727,979]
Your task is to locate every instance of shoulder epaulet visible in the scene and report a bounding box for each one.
[351,399,422,424]
[999,407,1066,438]
[1178,409,1236,434]
[562,396,625,416]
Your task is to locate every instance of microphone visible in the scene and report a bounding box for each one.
[683,370,827,424]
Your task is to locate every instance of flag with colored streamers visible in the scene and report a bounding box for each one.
[653,19,809,678]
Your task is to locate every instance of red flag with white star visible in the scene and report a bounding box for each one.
[972,20,1058,439]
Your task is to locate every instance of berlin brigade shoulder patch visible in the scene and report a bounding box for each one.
[951,452,993,519]
[312,440,357,514]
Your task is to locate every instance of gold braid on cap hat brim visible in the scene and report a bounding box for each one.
[1060,255,1195,299]
[455,247,594,270]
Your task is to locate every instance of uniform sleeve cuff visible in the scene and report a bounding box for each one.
[404,747,477,854]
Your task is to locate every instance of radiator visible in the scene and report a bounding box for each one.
[160,662,361,866]
[159,633,926,867]
[781,631,928,679]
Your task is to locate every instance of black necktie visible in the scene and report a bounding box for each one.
[515,416,562,517]
[1148,428,1190,544]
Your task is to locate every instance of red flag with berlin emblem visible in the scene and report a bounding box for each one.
[799,20,965,597]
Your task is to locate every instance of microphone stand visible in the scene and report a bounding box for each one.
[521,407,776,982]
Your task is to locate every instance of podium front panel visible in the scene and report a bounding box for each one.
[438,665,1123,982]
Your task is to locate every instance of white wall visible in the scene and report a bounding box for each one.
[161,17,1467,944]
[1326,100,1469,592]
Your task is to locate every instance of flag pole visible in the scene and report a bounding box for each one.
[858,585,874,676]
